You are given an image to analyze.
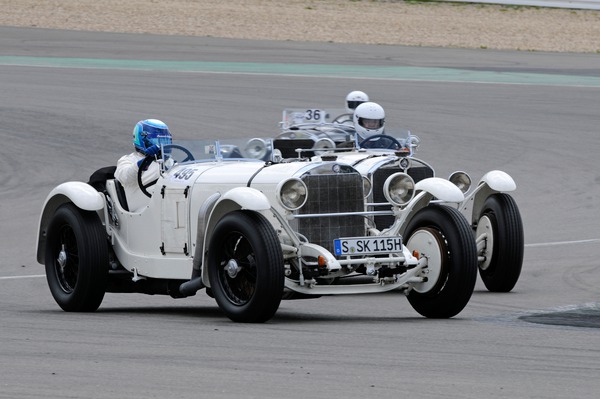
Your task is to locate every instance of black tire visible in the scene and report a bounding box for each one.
[45,203,108,312]
[476,194,524,292]
[207,211,284,323]
[404,205,477,318]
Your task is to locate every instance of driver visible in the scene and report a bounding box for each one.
[353,101,385,138]
[115,119,172,212]
[345,90,369,113]
[333,91,370,125]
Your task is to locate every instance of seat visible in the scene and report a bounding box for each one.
[87,166,116,192]
[113,179,130,212]
[87,166,129,212]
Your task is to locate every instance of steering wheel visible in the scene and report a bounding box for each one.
[332,113,353,124]
[137,144,195,198]
[164,144,194,163]
[137,156,159,198]
[359,134,402,150]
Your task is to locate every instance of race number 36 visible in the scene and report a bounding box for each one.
[304,109,323,122]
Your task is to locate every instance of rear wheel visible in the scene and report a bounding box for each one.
[404,205,477,318]
[477,194,524,292]
[207,211,284,323]
[45,203,108,312]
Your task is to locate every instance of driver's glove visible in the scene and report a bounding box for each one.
[136,144,161,168]
[145,144,161,157]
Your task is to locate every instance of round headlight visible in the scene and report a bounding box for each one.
[383,173,415,206]
[449,171,472,194]
[313,137,336,155]
[277,178,308,210]
[244,138,268,159]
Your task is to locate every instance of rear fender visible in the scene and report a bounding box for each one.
[36,182,105,263]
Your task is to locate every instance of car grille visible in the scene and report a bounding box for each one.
[372,165,434,229]
[298,173,365,253]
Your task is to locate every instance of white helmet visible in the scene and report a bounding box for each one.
[353,102,385,138]
[345,90,369,112]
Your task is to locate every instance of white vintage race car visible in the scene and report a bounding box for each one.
[274,108,357,158]
[36,139,478,323]
[271,111,525,293]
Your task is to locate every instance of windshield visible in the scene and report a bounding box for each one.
[160,138,276,166]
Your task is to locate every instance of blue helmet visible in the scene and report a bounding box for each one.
[132,119,172,154]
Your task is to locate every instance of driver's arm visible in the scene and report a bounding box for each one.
[115,153,142,186]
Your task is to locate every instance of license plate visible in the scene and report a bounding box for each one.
[333,236,403,256]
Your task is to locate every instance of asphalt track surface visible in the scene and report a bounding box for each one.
[1,27,599,398]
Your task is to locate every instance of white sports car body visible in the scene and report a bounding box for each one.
[37,139,478,322]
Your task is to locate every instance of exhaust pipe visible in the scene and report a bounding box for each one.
[178,277,205,297]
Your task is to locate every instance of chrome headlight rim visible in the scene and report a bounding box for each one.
[276,177,308,211]
[244,137,269,160]
[383,172,415,206]
[449,171,472,194]
[312,137,336,156]
[362,175,372,198]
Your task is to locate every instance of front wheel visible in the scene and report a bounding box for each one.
[476,194,524,292]
[207,211,284,323]
[45,203,109,312]
[404,205,477,318]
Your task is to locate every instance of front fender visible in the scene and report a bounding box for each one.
[200,187,272,287]
[219,186,271,211]
[387,178,463,237]
[460,170,517,224]
[415,177,464,203]
[479,170,516,192]
[36,182,105,263]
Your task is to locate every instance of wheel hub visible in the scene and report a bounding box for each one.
[476,215,494,271]
[225,259,240,278]
[406,228,445,294]
[57,244,67,270]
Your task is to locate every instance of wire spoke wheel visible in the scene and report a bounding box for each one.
[54,225,80,293]
[45,203,108,312]
[208,210,284,323]
[218,234,258,305]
